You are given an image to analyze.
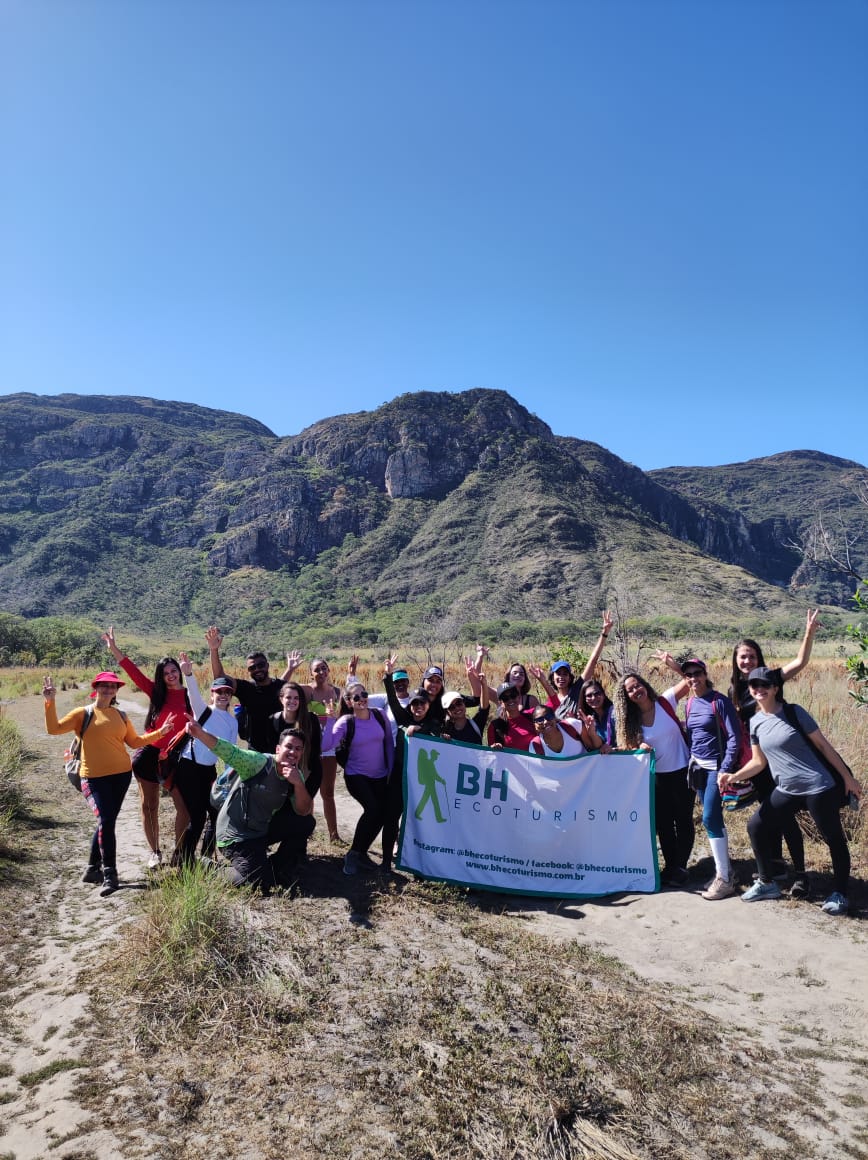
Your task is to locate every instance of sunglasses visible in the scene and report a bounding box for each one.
[351,692,369,702]
[247,664,267,673]
[500,689,520,701]
[94,682,120,690]
[533,713,555,725]
[584,689,603,698]
[749,681,772,690]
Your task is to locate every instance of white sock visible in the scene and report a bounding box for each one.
[708,836,731,881]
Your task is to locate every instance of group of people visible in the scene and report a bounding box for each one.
[42,610,862,913]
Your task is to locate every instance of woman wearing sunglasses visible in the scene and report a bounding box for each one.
[529,707,601,756]
[324,683,394,876]
[487,683,537,751]
[720,666,861,915]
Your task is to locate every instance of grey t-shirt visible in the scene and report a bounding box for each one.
[749,704,835,796]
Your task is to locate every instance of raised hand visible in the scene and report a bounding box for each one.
[178,652,194,677]
[42,674,56,701]
[205,625,223,651]
[286,649,303,671]
[101,626,123,660]
[806,608,821,634]
[601,610,614,636]
[384,653,399,675]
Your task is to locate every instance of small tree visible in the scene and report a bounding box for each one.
[845,580,868,707]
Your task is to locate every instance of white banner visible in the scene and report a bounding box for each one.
[397,736,659,897]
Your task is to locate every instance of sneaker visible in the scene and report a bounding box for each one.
[821,892,849,916]
[81,864,103,884]
[789,876,811,900]
[356,852,380,873]
[146,849,162,870]
[343,851,361,877]
[99,870,119,897]
[701,876,736,901]
[742,879,782,903]
[661,867,690,887]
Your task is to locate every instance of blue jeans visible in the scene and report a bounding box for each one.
[697,767,725,839]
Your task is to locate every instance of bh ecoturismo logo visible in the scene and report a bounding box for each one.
[414,747,449,823]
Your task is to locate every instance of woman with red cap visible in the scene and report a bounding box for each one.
[43,671,171,895]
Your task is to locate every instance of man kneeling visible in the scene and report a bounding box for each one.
[185,719,317,891]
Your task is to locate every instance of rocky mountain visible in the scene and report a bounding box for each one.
[0,390,863,649]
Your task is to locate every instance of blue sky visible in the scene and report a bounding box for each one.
[2,0,866,470]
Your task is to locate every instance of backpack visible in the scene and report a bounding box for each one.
[530,719,581,755]
[335,709,388,769]
[781,702,851,808]
[685,691,754,809]
[210,765,239,811]
[654,694,688,742]
[65,708,95,793]
[234,703,250,742]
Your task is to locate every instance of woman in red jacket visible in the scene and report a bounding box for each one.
[102,626,190,869]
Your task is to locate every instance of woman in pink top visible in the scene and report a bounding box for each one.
[102,626,190,869]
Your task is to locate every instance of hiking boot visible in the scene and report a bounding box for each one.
[701,876,736,901]
[821,892,849,916]
[81,864,103,884]
[741,879,781,903]
[99,870,120,897]
[661,866,690,888]
[789,876,811,900]
[146,849,162,870]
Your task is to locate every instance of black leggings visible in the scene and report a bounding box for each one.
[655,768,695,872]
[173,756,216,863]
[747,786,850,893]
[82,771,132,871]
[752,767,805,870]
[344,773,389,855]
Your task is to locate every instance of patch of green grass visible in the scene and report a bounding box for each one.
[0,717,26,852]
[104,863,306,1042]
[19,1058,86,1087]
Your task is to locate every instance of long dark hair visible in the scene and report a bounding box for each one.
[503,662,531,696]
[280,681,313,734]
[145,656,183,729]
[729,638,766,703]
[578,680,612,722]
[614,673,658,751]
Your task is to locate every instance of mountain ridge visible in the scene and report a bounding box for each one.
[0,390,864,646]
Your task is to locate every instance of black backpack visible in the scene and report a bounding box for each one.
[335,708,388,769]
[781,701,850,807]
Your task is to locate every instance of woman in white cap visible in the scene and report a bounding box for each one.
[43,670,171,895]
[174,654,239,864]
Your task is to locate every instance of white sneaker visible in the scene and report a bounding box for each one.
[147,849,162,870]
[701,876,736,901]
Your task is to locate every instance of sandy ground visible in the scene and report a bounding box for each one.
[0,688,866,1158]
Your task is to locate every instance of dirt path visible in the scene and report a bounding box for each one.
[0,689,866,1159]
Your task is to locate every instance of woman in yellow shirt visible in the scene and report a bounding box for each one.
[43,671,169,896]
